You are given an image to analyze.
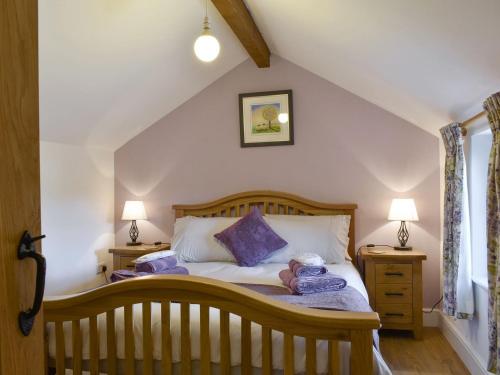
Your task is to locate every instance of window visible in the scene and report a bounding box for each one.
[465,123,492,288]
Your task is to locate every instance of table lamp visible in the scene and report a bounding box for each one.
[121,201,148,246]
[388,198,419,250]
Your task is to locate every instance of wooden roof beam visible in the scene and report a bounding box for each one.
[211,0,270,68]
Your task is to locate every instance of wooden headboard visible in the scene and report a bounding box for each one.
[173,190,358,260]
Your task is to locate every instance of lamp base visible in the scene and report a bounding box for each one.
[394,246,412,251]
[127,241,143,246]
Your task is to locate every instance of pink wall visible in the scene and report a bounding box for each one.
[115,56,441,307]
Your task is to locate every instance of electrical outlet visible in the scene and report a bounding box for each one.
[96,262,107,275]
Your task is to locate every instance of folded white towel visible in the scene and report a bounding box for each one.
[134,250,176,263]
[293,253,325,266]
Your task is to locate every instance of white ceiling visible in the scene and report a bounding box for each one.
[40,0,500,150]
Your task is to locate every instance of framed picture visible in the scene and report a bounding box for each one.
[239,90,294,147]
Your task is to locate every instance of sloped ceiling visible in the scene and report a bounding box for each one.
[39,1,248,150]
[40,0,500,150]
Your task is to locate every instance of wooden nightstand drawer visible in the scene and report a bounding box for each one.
[377,304,413,324]
[376,284,412,304]
[376,264,412,284]
[119,256,137,270]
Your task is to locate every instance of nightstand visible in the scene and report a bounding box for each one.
[109,244,171,271]
[360,247,427,339]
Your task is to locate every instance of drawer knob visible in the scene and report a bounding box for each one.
[385,313,404,317]
[384,272,403,276]
[384,292,404,296]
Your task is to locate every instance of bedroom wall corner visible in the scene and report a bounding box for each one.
[41,141,115,295]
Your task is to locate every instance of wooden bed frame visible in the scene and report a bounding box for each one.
[173,190,358,260]
[44,191,379,375]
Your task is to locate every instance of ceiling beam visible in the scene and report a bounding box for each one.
[211,0,270,68]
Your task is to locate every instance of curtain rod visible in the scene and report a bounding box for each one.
[460,110,486,135]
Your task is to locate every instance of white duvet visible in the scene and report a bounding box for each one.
[48,262,392,374]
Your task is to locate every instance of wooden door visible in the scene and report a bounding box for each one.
[0,0,45,373]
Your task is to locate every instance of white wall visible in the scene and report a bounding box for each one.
[41,141,115,295]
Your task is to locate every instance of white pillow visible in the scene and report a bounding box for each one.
[262,215,351,264]
[134,250,176,264]
[172,216,239,262]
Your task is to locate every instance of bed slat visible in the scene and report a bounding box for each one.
[306,338,317,375]
[241,318,252,374]
[219,310,231,375]
[89,315,99,375]
[328,340,340,375]
[180,302,192,375]
[143,302,153,375]
[200,304,211,374]
[283,333,294,375]
[72,320,82,375]
[261,326,272,375]
[106,310,117,375]
[124,305,135,375]
[55,321,65,375]
[161,301,172,375]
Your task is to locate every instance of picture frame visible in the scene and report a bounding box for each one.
[239,90,294,147]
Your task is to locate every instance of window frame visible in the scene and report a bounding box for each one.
[464,120,491,290]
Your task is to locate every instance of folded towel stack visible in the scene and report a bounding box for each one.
[135,255,178,273]
[110,266,189,282]
[279,255,346,295]
[110,253,189,283]
[288,259,327,277]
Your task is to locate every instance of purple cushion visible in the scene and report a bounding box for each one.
[214,207,288,267]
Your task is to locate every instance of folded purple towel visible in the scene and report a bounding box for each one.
[135,255,177,273]
[111,266,189,283]
[288,259,327,277]
[279,269,347,295]
[154,266,189,275]
[111,269,149,282]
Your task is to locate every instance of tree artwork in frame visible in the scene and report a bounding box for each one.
[239,90,294,147]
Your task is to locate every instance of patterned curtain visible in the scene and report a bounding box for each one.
[485,92,500,373]
[440,122,474,319]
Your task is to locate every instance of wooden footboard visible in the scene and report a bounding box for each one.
[44,276,380,375]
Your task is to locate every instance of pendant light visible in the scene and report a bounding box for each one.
[194,0,220,62]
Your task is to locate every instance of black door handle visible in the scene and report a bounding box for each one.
[17,231,46,336]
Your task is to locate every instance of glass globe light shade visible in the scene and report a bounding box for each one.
[194,32,220,62]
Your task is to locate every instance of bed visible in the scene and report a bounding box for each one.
[44,191,390,375]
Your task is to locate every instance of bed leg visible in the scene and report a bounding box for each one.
[350,330,373,375]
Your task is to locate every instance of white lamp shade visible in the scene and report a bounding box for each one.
[388,199,419,221]
[121,201,148,221]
